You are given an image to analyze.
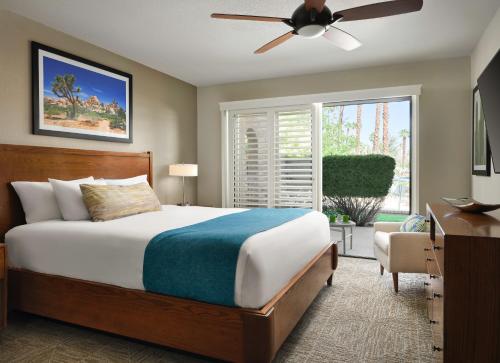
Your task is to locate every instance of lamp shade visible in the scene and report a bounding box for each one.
[169,164,198,177]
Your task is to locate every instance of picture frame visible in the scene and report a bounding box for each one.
[472,86,490,176]
[32,42,133,143]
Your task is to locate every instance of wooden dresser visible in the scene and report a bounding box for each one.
[425,203,500,362]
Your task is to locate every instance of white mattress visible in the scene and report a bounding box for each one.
[5,205,330,308]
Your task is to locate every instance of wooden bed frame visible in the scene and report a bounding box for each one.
[0,144,337,363]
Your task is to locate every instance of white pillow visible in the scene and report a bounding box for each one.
[11,181,62,223]
[102,175,148,186]
[49,177,105,221]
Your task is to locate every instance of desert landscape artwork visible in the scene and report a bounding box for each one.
[32,42,132,143]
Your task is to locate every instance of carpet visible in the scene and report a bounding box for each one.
[0,257,432,362]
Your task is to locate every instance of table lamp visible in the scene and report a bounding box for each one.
[169,164,198,206]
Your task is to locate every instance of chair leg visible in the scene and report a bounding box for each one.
[392,273,399,293]
[380,264,384,275]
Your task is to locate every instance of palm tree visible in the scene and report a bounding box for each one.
[373,103,381,152]
[338,105,345,127]
[355,105,362,154]
[399,129,410,167]
[382,103,389,154]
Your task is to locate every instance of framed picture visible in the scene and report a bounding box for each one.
[32,42,133,143]
[472,86,490,176]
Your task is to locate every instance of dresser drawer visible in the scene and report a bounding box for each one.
[425,251,440,277]
[433,226,444,275]
[431,318,444,354]
[431,290,443,325]
[428,272,444,357]
[430,287,444,358]
[430,275,443,295]
[424,277,433,319]
[432,345,444,362]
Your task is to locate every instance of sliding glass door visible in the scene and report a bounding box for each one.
[322,97,412,258]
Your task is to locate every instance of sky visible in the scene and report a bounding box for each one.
[326,100,411,144]
[43,56,126,109]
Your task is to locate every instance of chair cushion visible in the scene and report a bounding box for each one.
[400,214,426,232]
[374,231,390,254]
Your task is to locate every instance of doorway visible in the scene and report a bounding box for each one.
[322,97,412,258]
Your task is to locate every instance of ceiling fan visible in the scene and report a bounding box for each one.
[211,0,423,54]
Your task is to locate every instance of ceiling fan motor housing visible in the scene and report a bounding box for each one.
[287,4,339,38]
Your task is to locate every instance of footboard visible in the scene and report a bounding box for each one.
[242,242,337,362]
[9,243,338,363]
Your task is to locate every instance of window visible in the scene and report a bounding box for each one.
[227,106,317,209]
[221,85,420,212]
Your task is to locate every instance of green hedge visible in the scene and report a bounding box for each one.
[323,154,395,198]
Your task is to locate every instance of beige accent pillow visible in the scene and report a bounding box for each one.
[80,183,161,222]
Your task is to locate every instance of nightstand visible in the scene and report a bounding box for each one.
[0,243,6,329]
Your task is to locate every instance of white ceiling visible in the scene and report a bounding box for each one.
[2,0,499,86]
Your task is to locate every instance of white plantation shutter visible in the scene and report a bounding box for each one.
[230,111,271,208]
[274,109,314,208]
[228,106,316,209]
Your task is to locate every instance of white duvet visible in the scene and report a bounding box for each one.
[5,205,331,308]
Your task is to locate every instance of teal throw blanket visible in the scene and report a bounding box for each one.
[143,208,311,306]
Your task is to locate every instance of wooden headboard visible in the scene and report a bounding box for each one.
[0,144,153,240]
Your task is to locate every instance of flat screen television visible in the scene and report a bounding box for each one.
[478,48,500,173]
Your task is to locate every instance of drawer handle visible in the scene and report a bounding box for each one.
[424,282,430,286]
[433,292,442,298]
[432,345,442,352]
[429,274,438,279]
[430,320,438,324]
[424,248,431,252]
[433,245,442,251]
[426,258,434,262]
[426,297,433,301]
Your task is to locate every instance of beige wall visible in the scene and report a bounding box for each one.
[198,58,471,212]
[0,11,197,205]
[471,7,500,218]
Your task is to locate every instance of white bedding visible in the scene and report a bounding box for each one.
[5,205,331,308]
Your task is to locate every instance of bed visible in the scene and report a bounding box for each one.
[0,144,337,363]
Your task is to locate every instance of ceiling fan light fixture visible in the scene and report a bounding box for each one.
[211,0,424,53]
[297,24,326,38]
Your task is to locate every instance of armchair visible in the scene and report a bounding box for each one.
[373,221,428,292]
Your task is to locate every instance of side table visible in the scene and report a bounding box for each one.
[329,221,355,254]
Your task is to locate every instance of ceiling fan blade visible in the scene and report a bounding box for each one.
[211,13,289,23]
[304,0,326,12]
[334,0,423,22]
[255,31,295,54]
[323,27,362,51]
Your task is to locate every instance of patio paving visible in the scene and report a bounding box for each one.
[330,225,375,258]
